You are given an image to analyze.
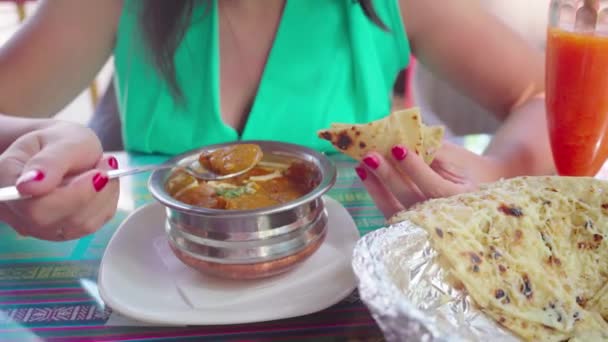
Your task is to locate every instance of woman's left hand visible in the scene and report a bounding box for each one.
[355,141,507,218]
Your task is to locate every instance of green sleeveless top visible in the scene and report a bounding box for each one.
[113,0,410,155]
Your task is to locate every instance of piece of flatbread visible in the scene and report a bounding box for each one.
[317,107,444,164]
[588,282,608,321]
[390,176,608,341]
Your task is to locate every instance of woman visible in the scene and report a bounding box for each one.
[1,0,551,233]
[0,115,119,240]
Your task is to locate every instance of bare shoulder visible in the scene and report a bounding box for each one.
[17,0,123,43]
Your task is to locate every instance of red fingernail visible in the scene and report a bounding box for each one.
[16,170,44,185]
[391,145,408,161]
[363,155,380,169]
[93,173,109,192]
[355,166,367,181]
[108,157,118,170]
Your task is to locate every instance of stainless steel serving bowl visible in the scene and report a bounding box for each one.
[148,140,337,279]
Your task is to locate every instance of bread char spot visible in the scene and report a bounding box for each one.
[498,204,524,217]
[435,228,444,238]
[319,131,332,141]
[548,255,562,266]
[577,295,588,307]
[578,236,603,250]
[469,252,482,264]
[490,246,502,259]
[495,289,505,299]
[335,131,353,150]
[520,274,533,299]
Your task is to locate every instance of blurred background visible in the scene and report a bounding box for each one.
[0,0,114,125]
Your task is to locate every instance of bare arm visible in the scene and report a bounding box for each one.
[0,115,50,152]
[0,0,122,117]
[400,0,553,176]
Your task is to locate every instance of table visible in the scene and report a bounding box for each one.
[0,152,389,342]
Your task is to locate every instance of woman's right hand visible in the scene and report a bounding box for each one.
[355,141,507,219]
[0,121,120,241]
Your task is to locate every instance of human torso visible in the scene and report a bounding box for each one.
[218,0,285,133]
[113,0,411,155]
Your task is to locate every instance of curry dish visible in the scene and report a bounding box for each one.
[166,146,318,210]
[198,143,262,176]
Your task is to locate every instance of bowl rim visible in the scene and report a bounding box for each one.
[147,140,337,218]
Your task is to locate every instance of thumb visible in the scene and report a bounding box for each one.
[389,144,468,199]
[15,144,97,197]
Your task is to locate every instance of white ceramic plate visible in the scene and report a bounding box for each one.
[98,197,359,326]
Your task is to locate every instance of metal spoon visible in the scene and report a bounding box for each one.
[0,148,263,202]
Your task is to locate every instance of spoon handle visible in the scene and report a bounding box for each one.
[0,186,24,202]
[0,163,171,202]
[107,163,170,179]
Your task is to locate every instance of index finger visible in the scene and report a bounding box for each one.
[8,169,110,228]
[355,164,405,218]
[15,143,101,197]
[389,144,470,199]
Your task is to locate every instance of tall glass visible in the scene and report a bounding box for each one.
[546,0,608,176]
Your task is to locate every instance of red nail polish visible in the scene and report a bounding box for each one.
[355,166,367,181]
[16,170,45,185]
[108,157,119,170]
[34,171,44,181]
[93,173,109,192]
[391,145,408,161]
[363,156,380,169]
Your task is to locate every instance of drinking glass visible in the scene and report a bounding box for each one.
[546,0,608,176]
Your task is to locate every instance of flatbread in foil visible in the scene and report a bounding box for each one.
[317,107,444,164]
[390,176,608,341]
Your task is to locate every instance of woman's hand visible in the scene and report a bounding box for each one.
[356,141,507,219]
[0,121,119,241]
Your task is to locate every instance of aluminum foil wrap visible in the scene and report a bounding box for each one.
[352,220,521,342]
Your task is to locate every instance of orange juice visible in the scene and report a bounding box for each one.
[546,27,608,176]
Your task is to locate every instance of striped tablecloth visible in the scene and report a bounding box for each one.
[0,152,387,342]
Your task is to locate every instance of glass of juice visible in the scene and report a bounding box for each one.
[546,0,608,176]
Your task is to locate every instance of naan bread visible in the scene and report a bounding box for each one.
[317,107,444,163]
[589,284,608,322]
[390,176,608,341]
